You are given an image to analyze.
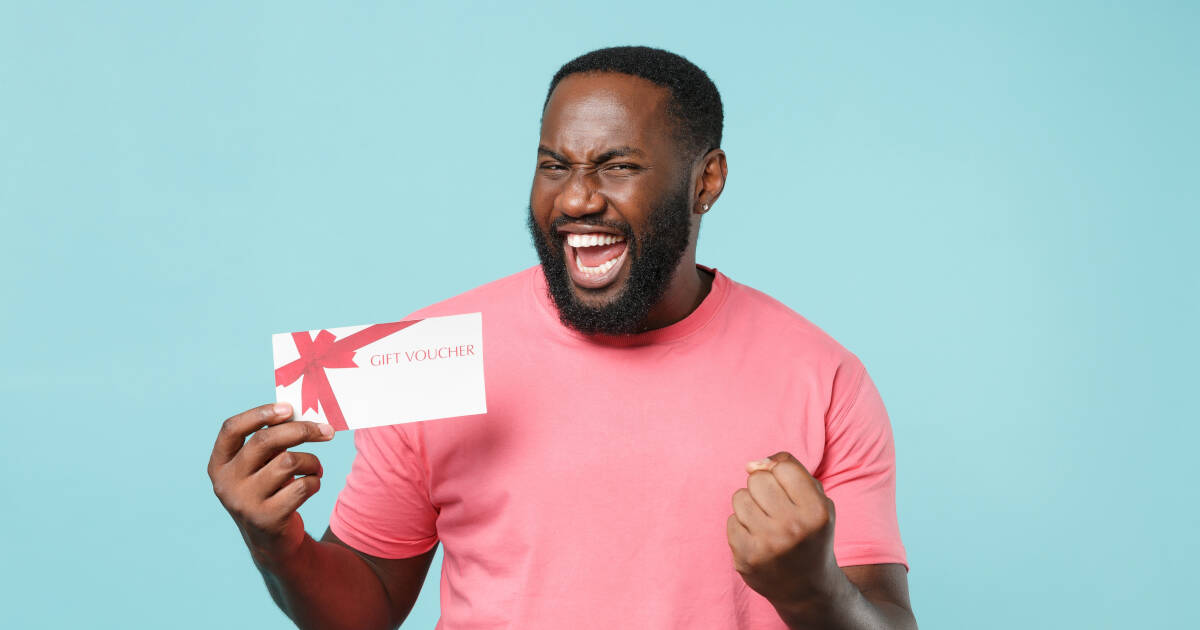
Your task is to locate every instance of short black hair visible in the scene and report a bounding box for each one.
[545,45,723,158]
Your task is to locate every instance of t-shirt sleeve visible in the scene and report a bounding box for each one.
[814,357,909,571]
[328,425,440,559]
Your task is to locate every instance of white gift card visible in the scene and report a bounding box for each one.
[272,313,486,430]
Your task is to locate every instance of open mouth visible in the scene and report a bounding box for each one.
[562,232,629,289]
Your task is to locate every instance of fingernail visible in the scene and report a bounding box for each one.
[746,458,774,472]
[274,402,292,417]
[318,423,334,438]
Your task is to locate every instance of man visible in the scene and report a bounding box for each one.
[208,46,917,629]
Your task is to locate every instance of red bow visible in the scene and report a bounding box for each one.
[274,320,421,430]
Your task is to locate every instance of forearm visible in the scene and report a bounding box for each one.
[252,532,395,630]
[771,574,917,630]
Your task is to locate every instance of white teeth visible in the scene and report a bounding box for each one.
[566,232,626,277]
[574,251,621,275]
[566,233,625,248]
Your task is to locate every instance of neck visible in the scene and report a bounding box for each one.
[636,251,713,332]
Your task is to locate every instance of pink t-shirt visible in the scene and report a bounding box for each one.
[330,265,907,628]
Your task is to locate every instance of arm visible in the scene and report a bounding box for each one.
[252,528,437,630]
[771,563,916,630]
[208,403,435,630]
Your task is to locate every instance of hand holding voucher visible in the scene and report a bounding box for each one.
[207,403,334,564]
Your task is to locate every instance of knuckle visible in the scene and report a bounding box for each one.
[222,495,246,516]
[784,517,808,540]
[803,502,830,528]
[250,429,272,447]
[244,510,272,531]
[293,476,317,496]
[742,542,765,569]
[277,452,296,471]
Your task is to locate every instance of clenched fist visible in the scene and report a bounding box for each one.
[726,451,841,606]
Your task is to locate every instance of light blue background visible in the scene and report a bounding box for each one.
[2,2,1196,628]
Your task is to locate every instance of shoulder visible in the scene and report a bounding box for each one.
[402,266,536,320]
[720,274,880,428]
[720,273,862,369]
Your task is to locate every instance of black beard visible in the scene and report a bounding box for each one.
[527,185,693,335]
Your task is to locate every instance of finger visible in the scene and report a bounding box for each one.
[263,474,322,518]
[745,450,802,474]
[731,487,769,533]
[745,456,776,474]
[727,512,750,538]
[726,513,751,552]
[250,451,323,498]
[234,420,334,474]
[768,454,825,505]
[210,403,294,471]
[746,469,794,516]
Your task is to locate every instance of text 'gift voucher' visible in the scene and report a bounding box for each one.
[272,313,486,430]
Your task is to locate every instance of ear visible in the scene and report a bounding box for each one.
[692,148,728,215]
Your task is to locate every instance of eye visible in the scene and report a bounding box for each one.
[605,163,639,172]
[538,162,568,176]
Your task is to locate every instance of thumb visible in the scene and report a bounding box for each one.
[744,451,798,474]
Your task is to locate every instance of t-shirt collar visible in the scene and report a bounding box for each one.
[528,263,729,347]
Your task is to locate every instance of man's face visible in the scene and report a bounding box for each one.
[528,72,695,335]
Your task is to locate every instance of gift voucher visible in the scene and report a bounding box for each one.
[272,313,486,430]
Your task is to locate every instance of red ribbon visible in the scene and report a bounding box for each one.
[273,320,421,430]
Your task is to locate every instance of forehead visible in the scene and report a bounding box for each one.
[540,72,675,154]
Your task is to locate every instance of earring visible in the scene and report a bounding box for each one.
[702,203,710,211]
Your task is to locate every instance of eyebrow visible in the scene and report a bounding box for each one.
[537,145,645,164]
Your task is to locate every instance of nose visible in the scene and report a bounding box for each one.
[556,168,605,218]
